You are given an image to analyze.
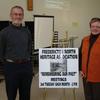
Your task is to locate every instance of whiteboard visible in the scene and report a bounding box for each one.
[34,15,54,49]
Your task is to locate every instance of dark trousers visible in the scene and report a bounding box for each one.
[83,79,100,100]
[3,62,33,100]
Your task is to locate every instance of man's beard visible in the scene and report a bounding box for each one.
[12,20,22,26]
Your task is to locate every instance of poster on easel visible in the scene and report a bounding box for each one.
[39,48,79,88]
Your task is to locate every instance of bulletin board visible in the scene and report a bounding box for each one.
[34,15,54,50]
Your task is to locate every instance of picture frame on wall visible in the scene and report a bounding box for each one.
[34,15,54,50]
[27,0,33,11]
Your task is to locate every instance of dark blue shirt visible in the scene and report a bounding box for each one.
[0,24,32,60]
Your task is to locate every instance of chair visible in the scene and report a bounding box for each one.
[51,31,59,48]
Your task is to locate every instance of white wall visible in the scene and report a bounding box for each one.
[0,0,100,47]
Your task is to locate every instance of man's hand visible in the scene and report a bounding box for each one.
[80,71,86,78]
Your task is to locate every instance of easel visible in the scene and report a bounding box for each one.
[41,33,78,100]
[43,88,47,100]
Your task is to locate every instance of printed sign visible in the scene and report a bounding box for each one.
[39,48,79,88]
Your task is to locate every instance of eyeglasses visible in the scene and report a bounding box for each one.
[11,13,23,16]
[91,26,100,29]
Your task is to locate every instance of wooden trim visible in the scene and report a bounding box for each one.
[27,0,33,11]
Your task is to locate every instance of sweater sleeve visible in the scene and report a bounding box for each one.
[0,30,6,61]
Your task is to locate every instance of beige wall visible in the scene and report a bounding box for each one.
[0,0,100,47]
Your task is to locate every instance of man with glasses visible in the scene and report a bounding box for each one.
[80,17,100,100]
[0,6,33,100]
